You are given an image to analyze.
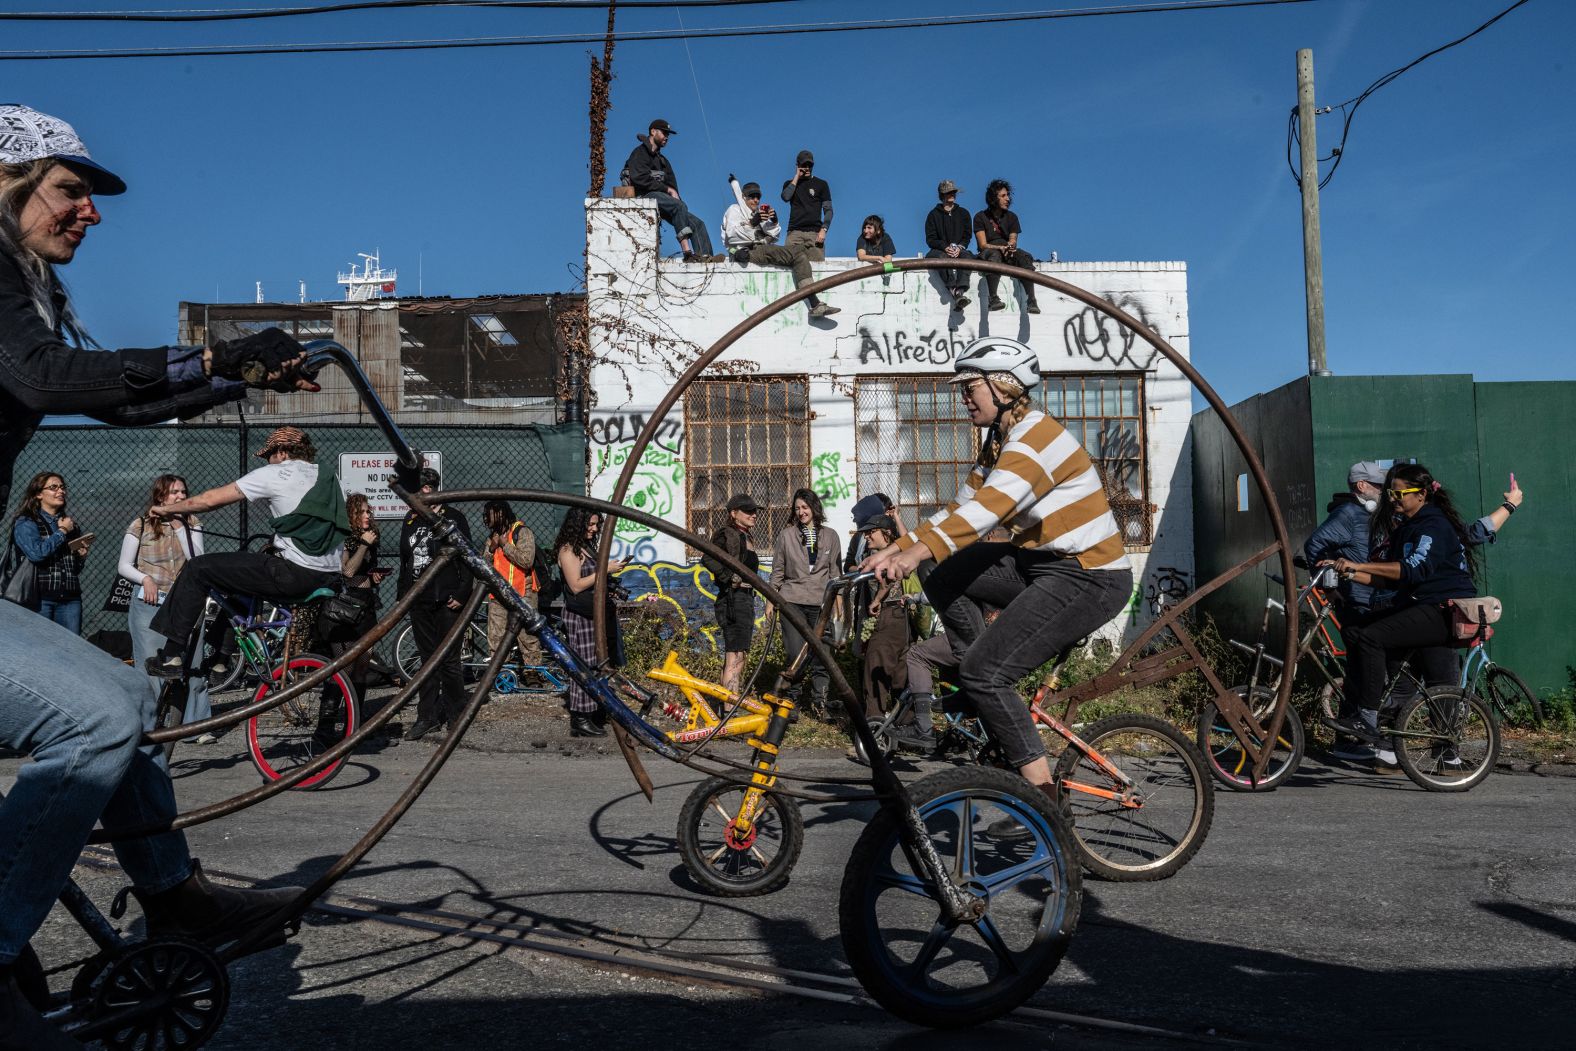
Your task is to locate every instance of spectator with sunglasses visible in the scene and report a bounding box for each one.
[1323,463,1479,754]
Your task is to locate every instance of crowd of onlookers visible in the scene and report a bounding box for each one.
[624,117,1051,318]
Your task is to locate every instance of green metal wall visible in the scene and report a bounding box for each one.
[1468,383,1574,695]
[1193,374,1572,698]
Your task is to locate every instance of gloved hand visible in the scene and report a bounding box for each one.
[209,328,308,391]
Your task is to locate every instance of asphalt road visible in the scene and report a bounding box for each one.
[10,739,1574,1050]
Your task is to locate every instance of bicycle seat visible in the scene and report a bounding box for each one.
[293,587,339,605]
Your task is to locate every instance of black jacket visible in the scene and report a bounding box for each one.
[924,204,973,252]
[701,524,756,589]
[1303,493,1375,609]
[0,249,238,509]
[623,139,679,196]
[1385,504,1476,605]
[398,504,474,606]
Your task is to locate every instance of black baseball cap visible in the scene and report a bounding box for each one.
[726,493,760,513]
[650,118,676,134]
[796,149,814,166]
[741,182,762,198]
[855,514,898,535]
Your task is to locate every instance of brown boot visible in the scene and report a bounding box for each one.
[135,860,304,947]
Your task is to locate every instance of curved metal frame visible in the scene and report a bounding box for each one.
[596,257,1299,784]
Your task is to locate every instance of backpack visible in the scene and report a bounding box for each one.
[534,547,562,610]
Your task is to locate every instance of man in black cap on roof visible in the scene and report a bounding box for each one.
[781,148,832,261]
[924,179,976,312]
[622,118,716,261]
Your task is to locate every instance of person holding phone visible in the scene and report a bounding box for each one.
[780,149,833,261]
[9,470,91,632]
[120,473,216,741]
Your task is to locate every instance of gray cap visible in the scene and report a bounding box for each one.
[937,179,961,198]
[1348,461,1386,486]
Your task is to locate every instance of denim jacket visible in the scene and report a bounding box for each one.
[0,249,244,508]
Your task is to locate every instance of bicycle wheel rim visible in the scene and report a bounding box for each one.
[1484,666,1544,729]
[839,768,1079,1026]
[686,782,796,887]
[1200,688,1302,791]
[1395,688,1497,790]
[1058,717,1209,877]
[246,655,357,789]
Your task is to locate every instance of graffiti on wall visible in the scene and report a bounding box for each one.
[593,441,684,548]
[811,450,853,508]
[589,412,683,453]
[1063,293,1161,371]
[857,326,972,367]
[615,559,771,655]
[1143,565,1191,616]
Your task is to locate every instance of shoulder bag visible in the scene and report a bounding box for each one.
[2,532,40,611]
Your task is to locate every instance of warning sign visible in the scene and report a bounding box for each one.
[339,451,442,519]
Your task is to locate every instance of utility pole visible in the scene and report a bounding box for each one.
[1297,48,1330,376]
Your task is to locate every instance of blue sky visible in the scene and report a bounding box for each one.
[9,0,1572,406]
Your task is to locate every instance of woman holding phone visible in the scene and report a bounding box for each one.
[10,469,93,632]
[120,473,215,740]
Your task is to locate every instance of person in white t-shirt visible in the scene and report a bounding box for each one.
[145,426,346,678]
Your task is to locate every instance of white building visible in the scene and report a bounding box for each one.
[586,198,1195,639]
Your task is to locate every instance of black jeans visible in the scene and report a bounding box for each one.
[151,551,336,656]
[980,246,1038,303]
[409,601,468,727]
[779,601,831,708]
[923,248,978,295]
[1341,602,1457,713]
[925,543,1133,769]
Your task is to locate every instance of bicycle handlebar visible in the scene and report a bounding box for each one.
[300,340,423,487]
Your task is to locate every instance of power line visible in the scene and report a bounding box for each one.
[0,0,1321,61]
[0,1,797,22]
[1288,0,1534,190]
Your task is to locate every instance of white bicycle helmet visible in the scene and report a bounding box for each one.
[949,336,1041,392]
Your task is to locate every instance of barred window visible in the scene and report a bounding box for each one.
[854,376,978,527]
[1038,373,1150,544]
[684,377,811,543]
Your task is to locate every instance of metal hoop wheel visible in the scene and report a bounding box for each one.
[599,256,1301,787]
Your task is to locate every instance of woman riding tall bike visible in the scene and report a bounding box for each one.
[862,335,1134,812]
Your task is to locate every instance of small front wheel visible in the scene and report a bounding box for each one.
[1197,686,1305,792]
[851,717,894,766]
[1392,687,1499,792]
[246,654,360,790]
[677,776,804,897]
[839,767,1080,1028]
[1055,713,1214,881]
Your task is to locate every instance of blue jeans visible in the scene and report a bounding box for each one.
[38,596,82,635]
[642,191,714,256]
[0,599,193,963]
[127,591,213,729]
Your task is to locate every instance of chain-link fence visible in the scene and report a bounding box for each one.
[12,419,586,644]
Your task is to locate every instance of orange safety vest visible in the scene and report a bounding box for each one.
[491,521,537,594]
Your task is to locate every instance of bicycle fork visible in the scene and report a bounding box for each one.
[724,693,796,843]
[1033,707,1143,810]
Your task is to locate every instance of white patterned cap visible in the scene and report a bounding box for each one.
[0,104,126,195]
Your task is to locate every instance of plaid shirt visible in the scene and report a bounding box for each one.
[13,510,83,601]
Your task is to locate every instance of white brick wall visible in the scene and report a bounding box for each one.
[586,198,1196,639]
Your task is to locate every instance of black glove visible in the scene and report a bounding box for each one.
[210,327,306,391]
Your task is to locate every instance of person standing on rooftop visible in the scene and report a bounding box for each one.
[781,149,833,261]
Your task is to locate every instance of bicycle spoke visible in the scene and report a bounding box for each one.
[902,918,957,982]
[874,864,936,898]
[970,912,1023,976]
[977,850,1057,894]
[952,798,976,881]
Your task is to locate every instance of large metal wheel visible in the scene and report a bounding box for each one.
[838,767,1081,1028]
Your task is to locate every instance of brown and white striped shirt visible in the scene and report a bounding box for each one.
[896,410,1131,571]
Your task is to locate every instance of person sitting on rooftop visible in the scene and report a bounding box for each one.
[622,118,716,262]
[722,174,839,319]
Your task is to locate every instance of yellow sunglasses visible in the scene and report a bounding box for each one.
[1387,486,1423,499]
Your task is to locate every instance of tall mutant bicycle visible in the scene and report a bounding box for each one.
[1206,563,1501,792]
[20,341,1085,1045]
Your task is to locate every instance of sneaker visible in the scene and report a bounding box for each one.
[888,724,936,754]
[988,297,1007,311]
[952,293,970,311]
[1327,714,1382,744]
[1373,751,1404,776]
[1026,301,1041,314]
[1331,743,1378,762]
[192,733,219,746]
[986,817,1031,841]
[808,303,841,318]
[145,653,186,680]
